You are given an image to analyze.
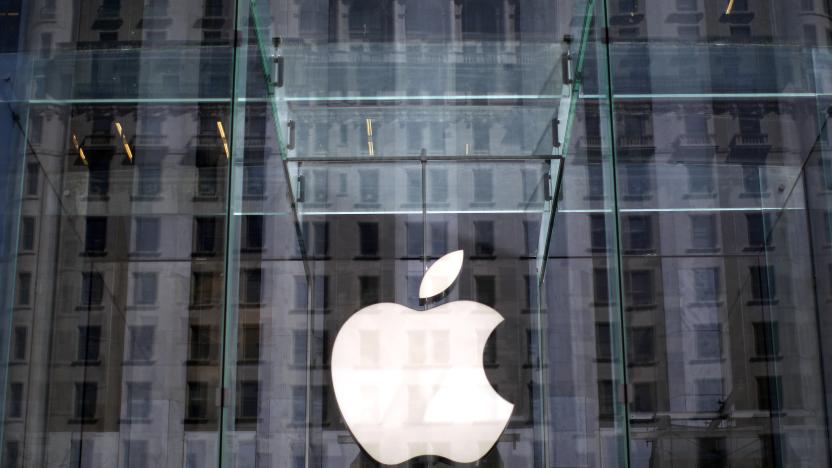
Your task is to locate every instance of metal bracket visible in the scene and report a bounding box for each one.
[287,120,296,150]
[552,118,561,149]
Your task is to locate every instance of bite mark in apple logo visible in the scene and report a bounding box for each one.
[331,250,514,465]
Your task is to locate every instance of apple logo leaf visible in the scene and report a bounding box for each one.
[419,250,464,300]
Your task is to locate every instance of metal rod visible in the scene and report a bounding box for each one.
[286,155,564,163]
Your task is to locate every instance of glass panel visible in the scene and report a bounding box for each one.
[0,1,237,466]
[606,3,832,467]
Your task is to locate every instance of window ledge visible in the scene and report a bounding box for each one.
[685,247,720,254]
[192,196,220,202]
[75,305,104,311]
[739,192,771,199]
[689,358,724,364]
[186,359,217,366]
[80,251,107,258]
[750,355,783,362]
[130,195,162,202]
[192,252,219,258]
[123,360,155,366]
[746,299,779,306]
[354,255,381,261]
[129,251,162,258]
[682,193,717,200]
[119,417,151,424]
[68,418,99,424]
[687,301,723,308]
[71,360,102,366]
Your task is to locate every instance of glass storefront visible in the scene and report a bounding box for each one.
[1,0,832,466]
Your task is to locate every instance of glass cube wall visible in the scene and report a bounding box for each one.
[0,0,831,467]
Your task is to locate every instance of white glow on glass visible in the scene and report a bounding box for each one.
[331,301,513,465]
[331,252,513,465]
[419,250,464,299]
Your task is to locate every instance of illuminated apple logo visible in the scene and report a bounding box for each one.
[331,250,514,465]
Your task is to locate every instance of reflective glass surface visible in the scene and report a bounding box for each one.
[3,0,832,467]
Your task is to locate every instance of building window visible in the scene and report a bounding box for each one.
[12,327,26,361]
[5,441,20,468]
[243,164,265,198]
[628,327,655,365]
[757,376,782,412]
[25,162,39,196]
[625,164,651,198]
[746,213,772,248]
[134,217,161,253]
[302,221,328,256]
[742,165,768,195]
[313,275,329,310]
[473,221,495,256]
[405,222,422,258]
[697,438,727,468]
[136,163,161,196]
[472,168,493,202]
[241,268,262,305]
[687,164,714,195]
[405,169,421,204]
[524,220,540,256]
[587,163,604,199]
[88,157,111,196]
[7,383,23,418]
[598,380,614,420]
[358,222,379,257]
[19,216,35,252]
[16,272,32,306]
[749,265,777,303]
[84,217,107,254]
[242,215,264,251]
[429,169,448,203]
[127,326,154,362]
[74,382,98,420]
[694,324,721,360]
[626,270,654,307]
[133,272,158,306]
[123,440,148,468]
[311,170,329,203]
[359,276,380,307]
[593,268,610,305]
[626,215,653,252]
[186,382,209,420]
[238,381,259,420]
[693,267,720,302]
[691,214,718,250]
[695,379,723,412]
[240,325,261,362]
[77,326,101,362]
[474,275,496,307]
[677,0,697,12]
[753,322,780,358]
[631,382,656,413]
[293,330,307,367]
[618,0,638,14]
[195,152,218,197]
[430,222,448,256]
[194,217,219,255]
[590,214,607,252]
[292,386,306,422]
[358,169,379,204]
[190,272,215,306]
[126,382,151,419]
[81,272,105,306]
[294,276,308,310]
[596,323,611,361]
[189,325,212,362]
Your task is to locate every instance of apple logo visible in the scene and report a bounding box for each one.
[331,250,514,465]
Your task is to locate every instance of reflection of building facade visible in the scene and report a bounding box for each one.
[2,0,832,467]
